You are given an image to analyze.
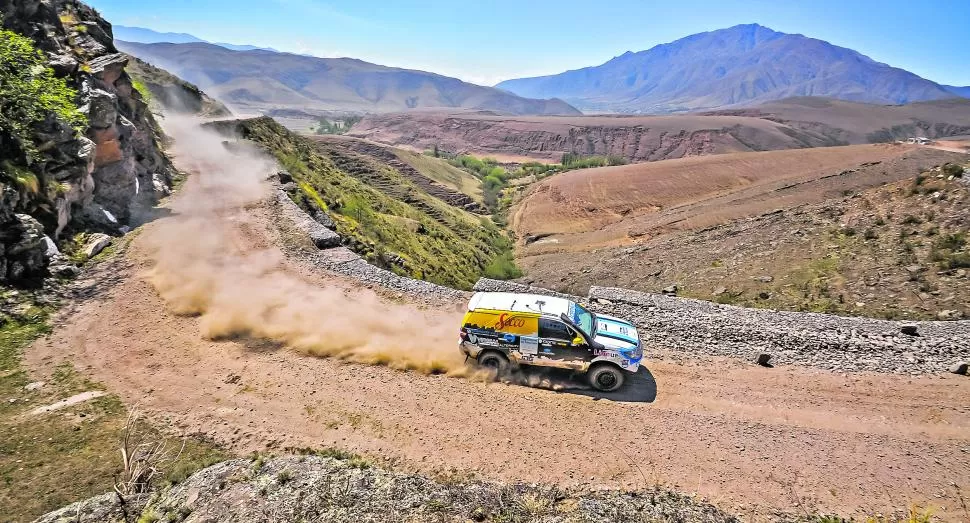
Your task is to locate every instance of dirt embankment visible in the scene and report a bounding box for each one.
[347,112,839,163]
[24,119,970,521]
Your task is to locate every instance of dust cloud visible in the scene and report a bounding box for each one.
[142,117,469,375]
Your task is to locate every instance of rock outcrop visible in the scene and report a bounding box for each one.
[0,0,174,283]
[35,456,738,523]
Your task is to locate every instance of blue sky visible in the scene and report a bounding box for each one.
[87,0,970,87]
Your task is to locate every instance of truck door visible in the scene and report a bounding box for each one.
[537,318,590,363]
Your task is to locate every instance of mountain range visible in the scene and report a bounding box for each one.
[112,25,278,52]
[115,41,580,116]
[496,24,969,114]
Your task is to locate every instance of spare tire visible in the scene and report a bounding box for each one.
[587,363,624,392]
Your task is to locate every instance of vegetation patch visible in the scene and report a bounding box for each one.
[0,289,226,521]
[236,118,518,289]
[314,115,362,135]
[0,26,86,203]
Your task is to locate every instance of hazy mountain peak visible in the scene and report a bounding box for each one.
[112,25,278,53]
[116,40,582,116]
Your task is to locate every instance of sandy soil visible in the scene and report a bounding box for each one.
[26,174,970,521]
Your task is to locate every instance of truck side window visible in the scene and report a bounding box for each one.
[539,318,574,341]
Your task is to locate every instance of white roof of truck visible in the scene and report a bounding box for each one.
[468,292,573,317]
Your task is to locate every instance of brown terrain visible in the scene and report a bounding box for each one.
[347,111,840,163]
[21,121,970,521]
[347,98,970,163]
[512,144,952,249]
[512,144,970,319]
[708,97,970,144]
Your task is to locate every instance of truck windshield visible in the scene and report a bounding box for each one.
[573,303,595,336]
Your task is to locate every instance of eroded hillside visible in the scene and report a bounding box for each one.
[348,98,970,164]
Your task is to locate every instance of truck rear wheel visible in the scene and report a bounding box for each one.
[477,350,509,375]
[587,364,624,392]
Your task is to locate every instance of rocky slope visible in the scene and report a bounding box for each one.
[497,24,962,113]
[36,455,739,523]
[115,41,581,117]
[0,0,174,283]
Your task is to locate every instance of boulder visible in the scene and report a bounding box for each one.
[84,89,118,129]
[1,214,48,282]
[661,285,678,296]
[899,324,919,336]
[41,236,60,259]
[755,353,773,366]
[8,214,46,256]
[276,192,341,249]
[152,172,171,196]
[87,53,129,87]
[904,265,924,275]
[83,234,112,259]
[949,362,969,375]
[937,310,965,321]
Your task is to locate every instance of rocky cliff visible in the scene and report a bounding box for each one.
[0,0,173,283]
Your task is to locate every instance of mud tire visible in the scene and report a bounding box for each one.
[477,350,510,375]
[587,363,625,392]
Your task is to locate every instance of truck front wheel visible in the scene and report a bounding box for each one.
[587,364,625,392]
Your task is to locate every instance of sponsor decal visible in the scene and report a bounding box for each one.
[520,336,539,355]
[495,313,526,330]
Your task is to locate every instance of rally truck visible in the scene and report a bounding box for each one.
[459,292,642,392]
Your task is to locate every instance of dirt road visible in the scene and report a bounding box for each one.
[25,124,970,521]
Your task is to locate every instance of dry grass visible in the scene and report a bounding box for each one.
[0,291,227,521]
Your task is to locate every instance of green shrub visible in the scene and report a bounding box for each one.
[131,79,152,105]
[929,232,969,269]
[941,163,964,178]
[484,251,523,280]
[315,115,362,135]
[0,27,86,165]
